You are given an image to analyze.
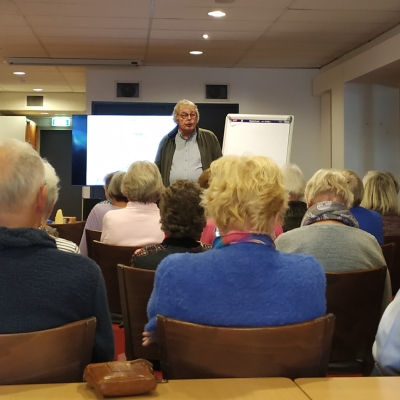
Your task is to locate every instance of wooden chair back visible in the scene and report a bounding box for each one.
[117,265,160,361]
[0,317,96,384]
[91,241,138,315]
[157,314,335,380]
[50,221,86,246]
[85,229,102,259]
[384,235,400,296]
[325,266,387,375]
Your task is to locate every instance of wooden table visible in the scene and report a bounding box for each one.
[295,377,400,400]
[0,378,310,400]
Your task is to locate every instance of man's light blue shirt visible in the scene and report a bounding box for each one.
[169,130,202,185]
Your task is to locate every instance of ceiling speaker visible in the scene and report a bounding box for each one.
[206,84,228,99]
[117,83,139,98]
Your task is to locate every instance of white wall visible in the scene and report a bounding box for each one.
[344,83,400,179]
[0,116,26,141]
[86,66,321,179]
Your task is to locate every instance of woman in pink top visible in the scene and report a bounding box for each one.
[101,161,164,246]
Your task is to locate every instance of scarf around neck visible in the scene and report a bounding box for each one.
[212,231,275,249]
[301,201,359,228]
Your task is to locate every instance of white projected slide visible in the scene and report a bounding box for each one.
[86,115,176,185]
[222,114,294,166]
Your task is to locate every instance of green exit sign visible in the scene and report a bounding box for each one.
[52,117,71,127]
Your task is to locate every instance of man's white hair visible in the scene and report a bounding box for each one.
[42,159,60,215]
[0,139,45,212]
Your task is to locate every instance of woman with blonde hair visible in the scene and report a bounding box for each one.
[101,161,164,246]
[341,169,384,244]
[143,155,326,346]
[276,169,391,312]
[361,171,400,236]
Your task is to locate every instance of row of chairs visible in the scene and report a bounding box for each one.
[14,227,395,383]
[0,263,385,384]
[84,227,393,378]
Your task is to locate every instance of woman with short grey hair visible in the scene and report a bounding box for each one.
[101,161,164,246]
[281,163,307,232]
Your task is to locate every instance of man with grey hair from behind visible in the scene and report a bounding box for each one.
[40,159,80,253]
[0,139,114,363]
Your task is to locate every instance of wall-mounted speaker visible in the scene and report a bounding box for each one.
[27,96,44,106]
[117,83,139,98]
[205,84,228,99]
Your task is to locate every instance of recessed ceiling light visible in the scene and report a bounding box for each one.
[13,71,25,75]
[190,51,203,55]
[208,10,226,17]
[40,112,49,115]
[33,88,43,91]
[203,34,209,39]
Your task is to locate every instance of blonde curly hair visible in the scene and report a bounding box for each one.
[202,155,287,235]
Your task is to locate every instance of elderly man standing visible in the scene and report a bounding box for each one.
[155,99,222,187]
[0,139,114,363]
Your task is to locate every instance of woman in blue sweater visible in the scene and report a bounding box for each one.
[143,155,326,345]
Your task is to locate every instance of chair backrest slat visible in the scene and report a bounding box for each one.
[325,266,387,373]
[157,314,335,380]
[117,265,160,361]
[50,221,86,246]
[384,235,400,296]
[85,229,102,260]
[0,317,96,384]
[92,241,138,315]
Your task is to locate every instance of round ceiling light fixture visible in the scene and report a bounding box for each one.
[190,51,203,55]
[208,10,226,17]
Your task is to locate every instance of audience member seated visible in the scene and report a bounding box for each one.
[0,139,114,363]
[39,159,80,253]
[101,161,164,246]
[143,155,326,346]
[362,171,400,236]
[281,163,307,232]
[199,167,284,244]
[386,171,400,194]
[341,169,384,244]
[373,288,400,375]
[132,180,211,270]
[79,172,128,255]
[275,169,391,313]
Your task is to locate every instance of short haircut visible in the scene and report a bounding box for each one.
[173,99,200,124]
[104,171,117,189]
[361,172,399,215]
[42,159,60,215]
[305,169,354,208]
[121,161,164,203]
[341,169,363,207]
[197,168,211,189]
[385,172,400,194]
[0,139,45,212]
[202,155,287,234]
[107,171,128,202]
[281,163,305,199]
[160,180,205,239]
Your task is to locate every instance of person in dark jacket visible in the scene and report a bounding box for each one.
[0,139,114,363]
[155,99,222,187]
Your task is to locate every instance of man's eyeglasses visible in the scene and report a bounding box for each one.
[179,113,197,120]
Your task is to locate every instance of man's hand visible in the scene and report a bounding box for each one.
[142,330,157,347]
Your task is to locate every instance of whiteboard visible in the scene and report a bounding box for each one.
[222,114,294,167]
